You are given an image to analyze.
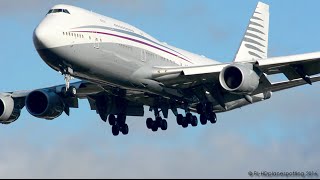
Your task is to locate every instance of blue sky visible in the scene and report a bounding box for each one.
[0,0,319,178]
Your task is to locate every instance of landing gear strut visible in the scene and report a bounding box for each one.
[64,73,72,91]
[61,67,76,97]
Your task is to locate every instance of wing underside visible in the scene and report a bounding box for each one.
[150,51,320,113]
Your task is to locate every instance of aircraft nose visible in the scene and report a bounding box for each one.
[33,19,58,50]
[33,23,51,50]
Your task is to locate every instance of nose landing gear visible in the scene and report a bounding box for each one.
[60,67,76,97]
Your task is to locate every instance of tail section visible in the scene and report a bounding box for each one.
[234,2,269,62]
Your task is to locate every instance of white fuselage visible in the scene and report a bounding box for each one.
[33,4,219,90]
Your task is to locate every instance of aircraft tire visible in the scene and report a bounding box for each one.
[68,86,77,97]
[122,124,129,135]
[209,113,217,124]
[109,114,116,126]
[177,114,183,125]
[186,113,192,124]
[182,119,188,128]
[151,124,158,132]
[112,125,120,136]
[146,118,153,129]
[161,120,168,131]
[200,114,207,125]
[191,116,198,127]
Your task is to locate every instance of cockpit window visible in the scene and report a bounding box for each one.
[63,9,70,14]
[47,9,70,15]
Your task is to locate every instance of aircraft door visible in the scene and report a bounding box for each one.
[141,50,146,62]
[94,31,100,49]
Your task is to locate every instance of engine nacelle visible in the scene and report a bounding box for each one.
[0,95,21,124]
[25,89,64,120]
[219,64,260,94]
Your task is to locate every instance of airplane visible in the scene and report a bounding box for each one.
[0,2,319,136]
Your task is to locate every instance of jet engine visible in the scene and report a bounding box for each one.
[219,64,260,94]
[25,89,64,120]
[0,95,21,124]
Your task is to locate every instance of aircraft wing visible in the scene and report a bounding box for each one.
[10,81,104,99]
[150,52,320,112]
[0,81,152,124]
[4,77,208,125]
[153,52,320,90]
[152,63,229,89]
[265,75,320,92]
[256,52,320,79]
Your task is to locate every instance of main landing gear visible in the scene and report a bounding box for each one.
[197,103,217,125]
[176,113,199,128]
[146,108,168,132]
[108,114,129,136]
[100,103,217,136]
[174,103,216,128]
[146,117,168,132]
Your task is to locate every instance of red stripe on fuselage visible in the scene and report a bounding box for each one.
[71,30,193,64]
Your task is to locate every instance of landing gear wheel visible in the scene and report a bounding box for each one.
[112,125,120,136]
[61,87,67,96]
[69,86,77,97]
[191,116,198,127]
[182,118,188,128]
[156,117,162,127]
[109,114,116,126]
[200,114,207,125]
[61,86,76,97]
[151,124,158,132]
[177,114,183,125]
[209,113,217,124]
[160,120,168,131]
[117,114,126,126]
[122,124,129,135]
[186,113,192,124]
[146,118,153,129]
